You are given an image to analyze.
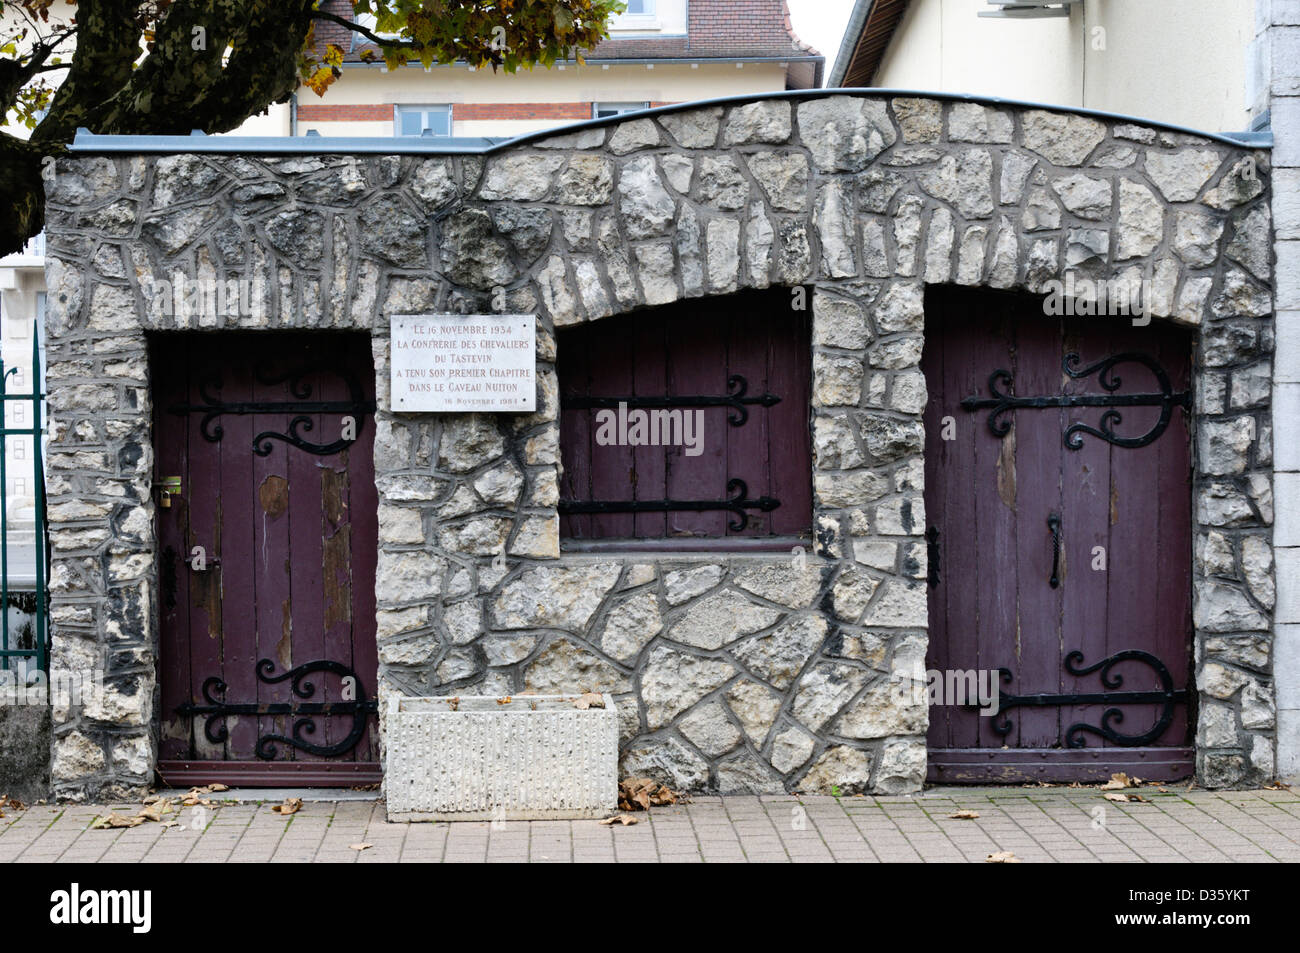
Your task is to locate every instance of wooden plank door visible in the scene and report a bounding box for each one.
[922,286,1194,783]
[155,332,380,786]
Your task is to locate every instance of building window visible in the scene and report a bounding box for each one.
[625,0,655,14]
[396,105,452,137]
[11,439,24,461]
[593,102,650,119]
[11,478,27,497]
[558,289,813,548]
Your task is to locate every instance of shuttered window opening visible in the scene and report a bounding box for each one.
[558,288,812,549]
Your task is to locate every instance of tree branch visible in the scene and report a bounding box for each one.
[310,8,419,50]
[30,0,142,143]
[0,132,49,257]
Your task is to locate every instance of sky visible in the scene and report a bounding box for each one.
[786,0,858,84]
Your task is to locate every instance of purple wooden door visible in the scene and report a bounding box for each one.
[558,289,812,546]
[923,286,1194,783]
[154,333,380,786]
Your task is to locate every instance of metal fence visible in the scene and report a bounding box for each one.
[1,329,47,677]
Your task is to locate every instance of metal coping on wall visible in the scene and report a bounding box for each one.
[66,88,1273,156]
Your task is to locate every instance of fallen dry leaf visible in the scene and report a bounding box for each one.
[1103,792,1146,803]
[349,842,373,851]
[209,783,229,792]
[181,785,216,807]
[1100,772,1135,790]
[160,821,181,830]
[949,810,980,820]
[90,812,144,830]
[496,696,512,705]
[136,799,173,823]
[617,776,684,812]
[574,692,605,710]
[600,814,638,826]
[271,797,303,816]
[986,851,1021,863]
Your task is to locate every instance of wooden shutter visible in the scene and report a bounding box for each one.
[558,289,812,547]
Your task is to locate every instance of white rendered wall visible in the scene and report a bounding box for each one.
[874,0,1255,134]
[1266,0,1300,784]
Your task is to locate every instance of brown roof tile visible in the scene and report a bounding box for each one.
[322,0,821,72]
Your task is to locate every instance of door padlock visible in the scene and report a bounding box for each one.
[154,476,182,508]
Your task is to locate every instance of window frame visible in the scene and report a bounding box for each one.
[592,101,651,120]
[394,104,454,138]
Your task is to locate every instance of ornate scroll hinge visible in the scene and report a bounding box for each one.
[960,351,1191,449]
[169,362,377,456]
[176,659,377,760]
[979,650,1188,747]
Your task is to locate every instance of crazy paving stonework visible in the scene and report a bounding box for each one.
[41,93,1276,799]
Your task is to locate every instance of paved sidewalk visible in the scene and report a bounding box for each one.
[2,787,1298,862]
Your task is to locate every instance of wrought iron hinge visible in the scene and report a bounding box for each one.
[961,351,1190,449]
[559,478,780,532]
[562,374,780,427]
[176,659,377,760]
[976,650,1189,747]
[169,362,376,456]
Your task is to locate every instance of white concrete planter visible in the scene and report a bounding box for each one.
[385,694,618,822]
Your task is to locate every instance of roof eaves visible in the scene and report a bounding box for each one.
[829,0,875,88]
[829,0,909,89]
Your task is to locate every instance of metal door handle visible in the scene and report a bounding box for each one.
[1048,513,1061,588]
[926,526,940,588]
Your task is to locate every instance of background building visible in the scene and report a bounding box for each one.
[295,0,823,139]
[831,0,1259,135]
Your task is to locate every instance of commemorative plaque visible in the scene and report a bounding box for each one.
[390,313,536,412]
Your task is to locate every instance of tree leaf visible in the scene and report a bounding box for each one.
[271,797,303,815]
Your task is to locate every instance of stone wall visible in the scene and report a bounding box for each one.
[41,92,1276,799]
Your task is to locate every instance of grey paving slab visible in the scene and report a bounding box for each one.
[4,787,1298,862]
